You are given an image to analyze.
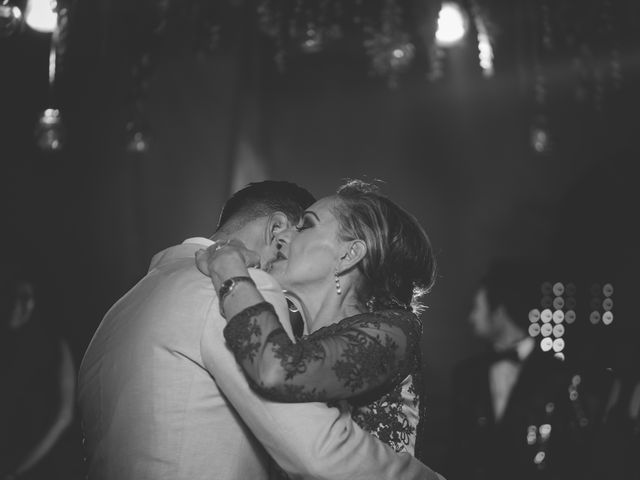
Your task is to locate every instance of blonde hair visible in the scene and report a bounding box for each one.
[333,180,436,314]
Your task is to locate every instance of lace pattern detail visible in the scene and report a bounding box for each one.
[223,303,424,455]
[223,302,270,363]
[351,374,421,454]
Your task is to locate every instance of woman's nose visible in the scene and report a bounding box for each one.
[275,228,294,248]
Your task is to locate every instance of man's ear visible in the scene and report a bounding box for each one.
[265,211,290,244]
[337,239,367,273]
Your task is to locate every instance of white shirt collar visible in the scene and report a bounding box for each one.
[182,237,214,247]
[516,336,535,361]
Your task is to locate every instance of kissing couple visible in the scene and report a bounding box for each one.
[78,179,445,480]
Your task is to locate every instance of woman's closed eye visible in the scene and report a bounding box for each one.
[295,215,315,232]
[295,221,311,232]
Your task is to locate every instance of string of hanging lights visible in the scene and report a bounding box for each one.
[0,0,23,37]
[126,0,638,156]
[2,0,638,153]
[2,0,70,152]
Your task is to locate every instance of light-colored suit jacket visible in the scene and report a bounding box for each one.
[78,238,442,480]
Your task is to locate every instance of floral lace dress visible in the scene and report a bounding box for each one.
[223,301,424,462]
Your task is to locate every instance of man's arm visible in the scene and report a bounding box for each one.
[10,339,75,478]
[201,270,444,480]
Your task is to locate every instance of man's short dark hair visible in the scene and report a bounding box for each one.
[479,257,548,330]
[216,181,315,233]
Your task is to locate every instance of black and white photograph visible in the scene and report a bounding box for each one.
[1,1,638,479]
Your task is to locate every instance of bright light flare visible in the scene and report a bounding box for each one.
[0,4,23,38]
[477,30,494,76]
[25,0,57,33]
[435,2,467,47]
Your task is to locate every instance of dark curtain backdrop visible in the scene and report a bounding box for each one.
[2,0,638,469]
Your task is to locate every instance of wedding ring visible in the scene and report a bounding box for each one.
[211,239,229,252]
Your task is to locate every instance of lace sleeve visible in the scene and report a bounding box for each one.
[223,303,421,402]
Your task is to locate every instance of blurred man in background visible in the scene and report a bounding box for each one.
[446,258,587,480]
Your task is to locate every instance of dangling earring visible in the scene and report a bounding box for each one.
[366,297,375,312]
[334,268,342,295]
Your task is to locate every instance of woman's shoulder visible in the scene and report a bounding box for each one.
[316,309,421,338]
[358,309,421,331]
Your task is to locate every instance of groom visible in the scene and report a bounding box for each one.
[77,180,443,480]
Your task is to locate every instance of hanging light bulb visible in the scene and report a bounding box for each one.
[530,114,552,154]
[435,2,467,47]
[24,0,57,33]
[477,30,494,76]
[125,120,150,154]
[299,24,323,54]
[35,108,66,151]
[0,2,23,37]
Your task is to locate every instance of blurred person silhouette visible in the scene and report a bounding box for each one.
[446,258,586,480]
[0,261,81,480]
[589,325,640,480]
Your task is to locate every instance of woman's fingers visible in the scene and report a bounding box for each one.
[216,239,260,268]
[195,239,260,275]
[195,249,212,277]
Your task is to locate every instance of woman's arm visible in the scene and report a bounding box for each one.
[10,338,75,478]
[224,303,420,402]
[200,289,443,480]
[195,241,421,403]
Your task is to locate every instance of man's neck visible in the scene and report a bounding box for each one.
[492,320,528,350]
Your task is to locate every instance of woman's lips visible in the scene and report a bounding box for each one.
[264,252,287,272]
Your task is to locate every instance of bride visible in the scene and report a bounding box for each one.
[196,179,436,459]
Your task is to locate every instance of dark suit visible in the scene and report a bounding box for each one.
[447,348,587,480]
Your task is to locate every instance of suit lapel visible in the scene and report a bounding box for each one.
[479,356,497,426]
[500,348,546,425]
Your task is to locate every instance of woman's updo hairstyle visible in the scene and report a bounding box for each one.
[332,179,436,314]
